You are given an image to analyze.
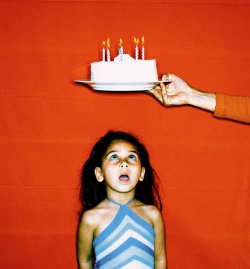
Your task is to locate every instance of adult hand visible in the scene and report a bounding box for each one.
[148,74,216,111]
[147,74,193,106]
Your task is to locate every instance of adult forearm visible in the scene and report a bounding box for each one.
[187,87,216,112]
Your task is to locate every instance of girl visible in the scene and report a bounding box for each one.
[77,131,167,269]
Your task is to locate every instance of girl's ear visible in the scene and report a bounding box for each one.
[139,167,145,182]
[95,167,104,182]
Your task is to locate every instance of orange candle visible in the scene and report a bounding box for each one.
[107,38,110,62]
[141,36,145,60]
[134,37,139,60]
[102,41,106,61]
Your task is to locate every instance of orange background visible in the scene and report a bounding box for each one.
[0,0,249,268]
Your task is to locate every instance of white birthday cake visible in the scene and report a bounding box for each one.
[90,54,158,82]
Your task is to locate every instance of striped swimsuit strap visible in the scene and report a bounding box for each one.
[106,197,135,207]
[93,198,156,269]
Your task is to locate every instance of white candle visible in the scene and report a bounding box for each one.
[107,38,110,62]
[102,41,106,61]
[141,36,145,60]
[119,38,123,61]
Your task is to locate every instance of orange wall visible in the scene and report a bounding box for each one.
[0,1,249,268]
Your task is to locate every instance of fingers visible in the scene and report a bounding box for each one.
[148,82,170,106]
[146,88,154,95]
[162,73,169,81]
[147,84,165,104]
[160,82,167,97]
[162,73,174,82]
[148,73,190,106]
[147,76,177,106]
[160,83,167,106]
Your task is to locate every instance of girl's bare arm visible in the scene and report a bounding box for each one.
[151,207,168,269]
[77,210,96,269]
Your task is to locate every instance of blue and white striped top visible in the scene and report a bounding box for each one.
[93,198,156,269]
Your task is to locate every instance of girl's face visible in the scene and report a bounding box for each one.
[95,140,145,195]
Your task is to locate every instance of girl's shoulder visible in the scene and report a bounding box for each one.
[80,200,122,237]
[79,200,113,229]
[134,200,163,226]
[135,199,161,213]
[79,208,99,227]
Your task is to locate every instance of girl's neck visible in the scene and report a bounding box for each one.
[106,193,135,206]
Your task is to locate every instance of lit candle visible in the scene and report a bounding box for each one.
[141,36,145,60]
[102,41,106,61]
[107,38,110,62]
[134,37,139,60]
[119,38,123,61]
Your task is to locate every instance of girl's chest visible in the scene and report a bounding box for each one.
[94,206,154,239]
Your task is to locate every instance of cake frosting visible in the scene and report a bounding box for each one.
[90,54,158,82]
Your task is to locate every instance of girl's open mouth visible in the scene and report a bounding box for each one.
[119,174,130,183]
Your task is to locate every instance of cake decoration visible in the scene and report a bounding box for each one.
[102,41,105,62]
[134,37,139,60]
[118,38,123,61]
[106,38,111,62]
[102,37,146,62]
[141,36,145,60]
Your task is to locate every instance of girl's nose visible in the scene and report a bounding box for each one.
[120,161,129,168]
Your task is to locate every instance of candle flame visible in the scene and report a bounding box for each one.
[102,41,106,47]
[134,37,139,45]
[107,38,110,48]
[119,38,123,46]
[142,36,144,44]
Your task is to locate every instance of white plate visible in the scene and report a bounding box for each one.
[75,80,169,92]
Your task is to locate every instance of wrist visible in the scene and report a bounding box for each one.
[187,87,216,112]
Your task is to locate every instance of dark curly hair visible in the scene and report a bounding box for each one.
[79,131,162,218]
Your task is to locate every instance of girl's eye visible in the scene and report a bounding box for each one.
[128,154,137,161]
[110,154,118,160]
